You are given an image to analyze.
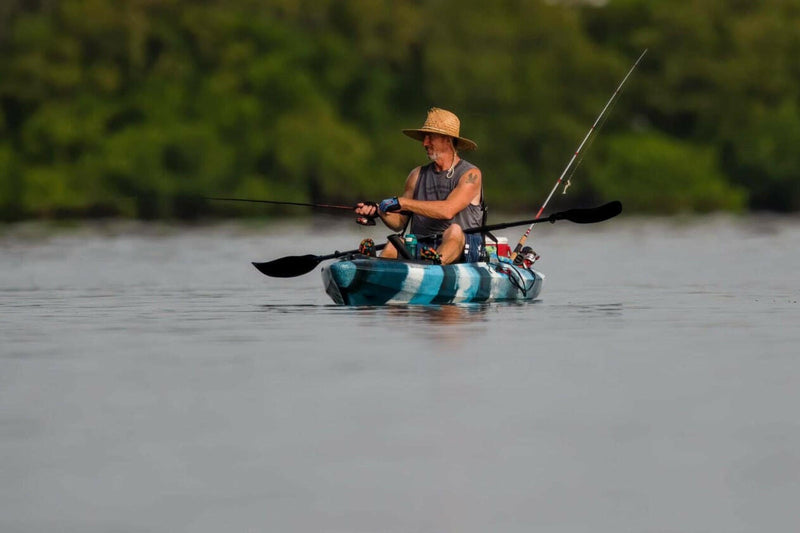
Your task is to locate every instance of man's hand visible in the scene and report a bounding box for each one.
[354,202,378,217]
[379,197,402,213]
[354,202,379,225]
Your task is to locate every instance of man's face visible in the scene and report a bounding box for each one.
[422,133,452,162]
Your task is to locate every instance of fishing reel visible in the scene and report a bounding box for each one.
[513,246,540,268]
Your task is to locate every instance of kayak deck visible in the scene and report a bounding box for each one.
[321,256,544,306]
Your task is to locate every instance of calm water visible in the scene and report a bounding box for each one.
[1,215,798,532]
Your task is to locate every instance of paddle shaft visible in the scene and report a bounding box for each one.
[511,49,646,260]
[252,202,620,278]
[317,243,388,262]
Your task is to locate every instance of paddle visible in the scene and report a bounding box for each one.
[253,244,388,278]
[252,201,621,278]
[462,200,622,235]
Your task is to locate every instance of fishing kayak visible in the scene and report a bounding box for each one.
[321,255,544,306]
[251,203,622,304]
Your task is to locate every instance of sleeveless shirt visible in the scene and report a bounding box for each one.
[409,159,484,237]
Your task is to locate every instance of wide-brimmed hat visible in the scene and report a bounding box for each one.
[402,107,477,151]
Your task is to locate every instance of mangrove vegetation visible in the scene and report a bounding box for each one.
[1,0,799,220]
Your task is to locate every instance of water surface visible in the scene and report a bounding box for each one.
[1,215,798,532]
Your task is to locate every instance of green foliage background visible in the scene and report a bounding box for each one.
[1,0,798,220]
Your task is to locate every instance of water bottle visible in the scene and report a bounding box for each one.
[404,233,418,258]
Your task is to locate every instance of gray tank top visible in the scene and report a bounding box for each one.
[409,160,484,237]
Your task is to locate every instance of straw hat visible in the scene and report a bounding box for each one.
[402,107,477,151]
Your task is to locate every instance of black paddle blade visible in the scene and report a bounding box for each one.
[556,200,622,224]
[252,255,322,278]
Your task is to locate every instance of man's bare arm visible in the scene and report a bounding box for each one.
[398,168,481,220]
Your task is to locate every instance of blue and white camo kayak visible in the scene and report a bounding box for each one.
[321,256,544,306]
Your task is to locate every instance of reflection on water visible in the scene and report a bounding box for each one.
[257,301,498,321]
[255,302,513,347]
[257,301,538,320]
[385,304,491,347]
[387,303,491,323]
[562,302,624,317]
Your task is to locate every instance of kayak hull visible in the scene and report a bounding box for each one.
[321,257,544,306]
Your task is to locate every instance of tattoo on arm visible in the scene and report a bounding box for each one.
[465,171,479,184]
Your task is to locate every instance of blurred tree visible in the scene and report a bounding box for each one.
[722,101,800,211]
[0,0,799,219]
[582,0,800,210]
[586,132,746,213]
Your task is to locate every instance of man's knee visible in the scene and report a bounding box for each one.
[443,224,465,241]
[442,224,466,249]
[380,241,398,258]
[437,224,466,265]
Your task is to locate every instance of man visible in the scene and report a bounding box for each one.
[355,107,485,265]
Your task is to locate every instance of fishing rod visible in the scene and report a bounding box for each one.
[510,49,647,262]
[205,196,380,225]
